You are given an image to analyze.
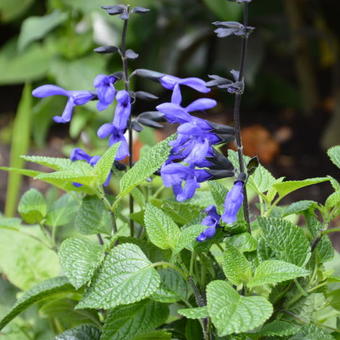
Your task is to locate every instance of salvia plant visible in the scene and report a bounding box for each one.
[0,1,340,339]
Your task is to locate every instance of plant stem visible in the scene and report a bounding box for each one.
[232,3,250,227]
[120,10,134,237]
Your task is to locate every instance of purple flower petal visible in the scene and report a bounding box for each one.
[156,103,192,124]
[160,75,180,90]
[97,123,115,139]
[71,91,96,105]
[222,181,244,224]
[70,148,91,162]
[32,85,69,98]
[171,83,182,105]
[113,90,131,130]
[53,98,75,123]
[179,77,210,93]
[186,98,217,113]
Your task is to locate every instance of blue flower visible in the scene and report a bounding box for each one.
[159,75,210,104]
[97,123,129,160]
[160,163,211,201]
[70,148,112,186]
[221,181,244,224]
[196,205,221,242]
[94,74,119,111]
[113,90,131,130]
[32,85,95,123]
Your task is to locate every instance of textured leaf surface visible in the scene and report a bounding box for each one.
[258,217,311,266]
[152,268,188,303]
[133,331,171,340]
[0,277,73,330]
[174,224,206,253]
[222,244,252,285]
[209,181,228,213]
[178,306,208,319]
[18,188,47,224]
[282,200,317,217]
[256,320,301,337]
[144,204,180,250]
[77,243,160,309]
[22,155,72,170]
[290,324,335,340]
[59,237,104,289]
[248,260,309,288]
[315,236,334,263]
[101,300,168,340]
[327,145,340,168]
[207,280,273,336]
[55,324,101,340]
[120,136,174,197]
[325,191,340,209]
[75,196,112,235]
[228,232,257,253]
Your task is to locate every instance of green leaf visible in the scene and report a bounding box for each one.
[209,181,228,213]
[178,306,208,319]
[5,84,32,217]
[315,236,334,263]
[55,324,101,340]
[258,217,311,266]
[76,243,160,309]
[206,280,273,336]
[273,177,329,199]
[93,143,120,185]
[18,11,67,51]
[256,320,301,337]
[0,277,73,331]
[174,224,206,254]
[75,196,112,235]
[152,268,188,303]
[282,200,317,217]
[21,155,72,170]
[326,191,340,210]
[144,204,180,250]
[0,228,60,290]
[222,244,252,286]
[59,237,104,289]
[133,330,171,340]
[248,163,276,194]
[46,193,79,227]
[247,260,309,288]
[327,145,340,169]
[290,324,335,340]
[119,136,174,198]
[101,300,168,340]
[0,0,33,22]
[202,0,242,20]
[18,188,47,224]
[228,232,257,253]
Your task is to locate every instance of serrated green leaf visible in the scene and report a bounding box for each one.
[144,204,180,250]
[93,143,120,185]
[258,217,311,266]
[119,136,174,198]
[207,280,273,336]
[178,306,208,319]
[209,181,228,213]
[22,155,72,170]
[18,11,67,51]
[326,191,340,209]
[256,320,301,337]
[75,196,112,235]
[133,330,171,340]
[55,324,101,340]
[273,177,329,199]
[290,324,335,340]
[152,268,188,303]
[248,164,276,194]
[327,145,340,169]
[282,200,317,217]
[174,224,206,254]
[315,236,334,263]
[76,243,160,309]
[46,194,79,227]
[228,232,257,253]
[248,260,309,288]
[222,244,252,285]
[59,237,104,289]
[0,277,73,331]
[328,176,340,191]
[18,188,47,224]
[101,300,168,340]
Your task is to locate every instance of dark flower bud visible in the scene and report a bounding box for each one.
[209,121,235,136]
[135,91,159,101]
[131,120,144,132]
[132,69,164,80]
[206,150,234,171]
[125,49,139,59]
[114,160,127,171]
[101,5,126,15]
[207,169,235,180]
[247,156,259,176]
[206,75,230,87]
[136,111,165,128]
[218,81,244,94]
[213,21,255,38]
[94,46,119,54]
[112,71,124,80]
[132,7,150,14]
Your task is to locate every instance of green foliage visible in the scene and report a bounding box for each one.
[327,145,340,168]
[55,324,101,340]
[0,277,73,330]
[209,181,228,213]
[174,224,206,253]
[77,243,160,309]
[255,320,301,337]
[248,260,309,288]
[202,0,242,20]
[258,217,311,266]
[18,189,47,224]
[227,232,257,253]
[59,237,104,289]
[178,306,208,319]
[206,280,273,336]
[282,200,317,217]
[290,324,336,340]
[101,300,168,340]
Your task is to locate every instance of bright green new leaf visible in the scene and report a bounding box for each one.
[282,200,317,217]
[55,324,101,340]
[174,224,206,254]
[228,232,257,253]
[75,196,112,235]
[59,237,104,289]
[248,163,276,195]
[247,260,309,288]
[18,188,47,224]
[207,280,273,336]
[144,204,180,250]
[326,191,340,210]
[18,11,67,51]
[222,244,252,285]
[209,181,228,213]
[258,217,311,266]
[101,300,169,340]
[327,145,340,169]
[76,243,160,309]
[21,155,72,170]
[178,306,208,320]
[0,277,73,331]
[119,136,174,197]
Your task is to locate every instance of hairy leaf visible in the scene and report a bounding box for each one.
[228,232,257,253]
[174,224,206,254]
[18,188,47,224]
[55,324,101,340]
[256,320,301,337]
[178,306,208,319]
[327,145,340,169]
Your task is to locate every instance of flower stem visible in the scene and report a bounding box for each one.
[232,3,250,227]
[120,10,134,237]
